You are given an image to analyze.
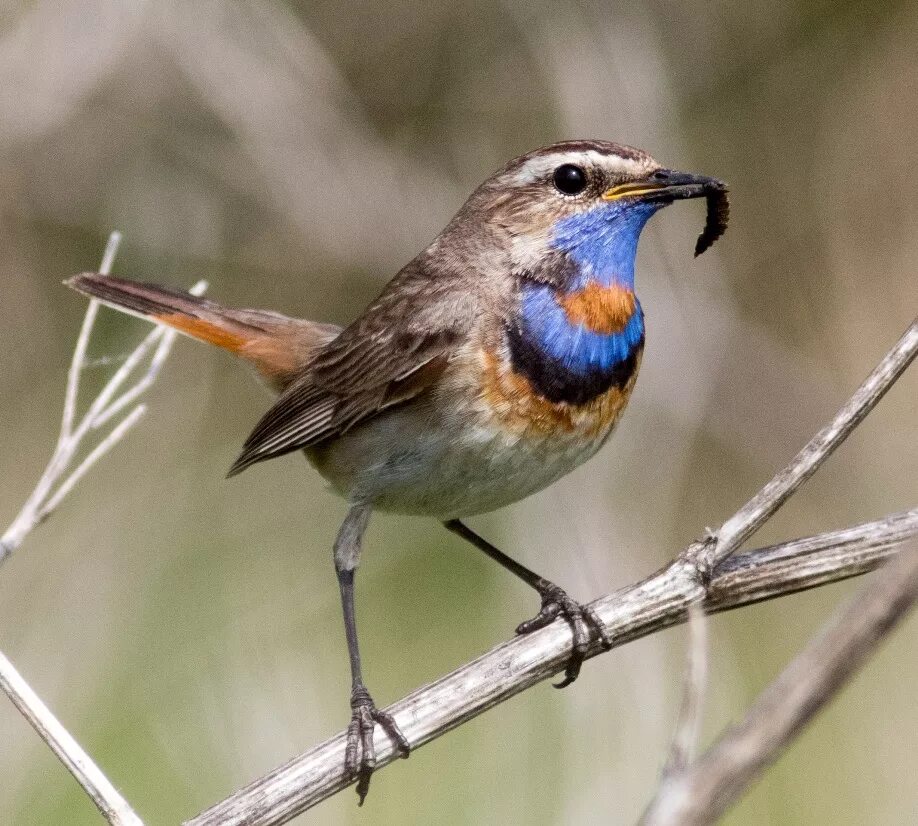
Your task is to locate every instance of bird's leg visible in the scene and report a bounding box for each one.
[334,505,410,804]
[444,519,612,688]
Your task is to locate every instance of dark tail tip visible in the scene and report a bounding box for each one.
[226,451,258,479]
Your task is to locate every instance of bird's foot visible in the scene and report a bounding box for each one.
[345,684,410,805]
[516,579,612,688]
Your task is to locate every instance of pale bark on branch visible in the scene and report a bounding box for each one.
[661,604,708,777]
[185,314,917,826]
[641,539,918,825]
[185,509,918,826]
[0,650,143,826]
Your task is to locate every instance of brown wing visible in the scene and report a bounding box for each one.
[227,268,475,476]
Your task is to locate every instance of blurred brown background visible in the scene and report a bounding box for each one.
[0,1,915,823]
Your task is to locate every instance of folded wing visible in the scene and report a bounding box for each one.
[228,270,473,476]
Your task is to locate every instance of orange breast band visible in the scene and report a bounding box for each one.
[478,346,639,439]
[558,281,636,335]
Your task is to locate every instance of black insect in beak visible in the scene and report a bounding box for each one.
[602,170,730,257]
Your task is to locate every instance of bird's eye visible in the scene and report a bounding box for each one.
[552,164,587,195]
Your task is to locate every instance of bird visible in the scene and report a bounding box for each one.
[67,139,728,803]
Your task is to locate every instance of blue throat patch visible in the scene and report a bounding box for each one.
[551,200,660,292]
[508,201,658,404]
[519,284,644,373]
[517,201,658,372]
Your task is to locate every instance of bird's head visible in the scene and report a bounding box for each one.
[462,139,727,291]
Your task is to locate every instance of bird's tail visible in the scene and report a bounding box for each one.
[66,272,340,391]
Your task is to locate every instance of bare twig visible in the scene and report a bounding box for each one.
[0,232,207,561]
[1,232,205,826]
[662,605,708,777]
[57,233,118,444]
[694,319,918,573]
[641,540,918,826]
[186,320,916,824]
[0,651,144,826]
[40,403,148,518]
[186,505,918,826]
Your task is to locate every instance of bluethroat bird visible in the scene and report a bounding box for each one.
[68,139,728,802]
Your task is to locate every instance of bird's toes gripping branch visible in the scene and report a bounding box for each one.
[346,685,411,805]
[515,580,613,688]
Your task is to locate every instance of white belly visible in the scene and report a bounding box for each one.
[305,397,611,520]
[305,342,638,519]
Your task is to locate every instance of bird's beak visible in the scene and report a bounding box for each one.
[601,170,726,204]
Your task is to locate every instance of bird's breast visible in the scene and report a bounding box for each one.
[475,342,642,443]
[306,281,644,518]
[457,278,643,444]
[503,278,644,406]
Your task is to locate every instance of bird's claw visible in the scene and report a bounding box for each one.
[516,580,612,688]
[345,685,410,805]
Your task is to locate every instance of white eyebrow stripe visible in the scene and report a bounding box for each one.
[506,150,652,185]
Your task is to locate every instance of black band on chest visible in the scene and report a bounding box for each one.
[506,324,643,405]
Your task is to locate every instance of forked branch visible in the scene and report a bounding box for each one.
[641,538,918,825]
[1,234,207,562]
[187,320,917,826]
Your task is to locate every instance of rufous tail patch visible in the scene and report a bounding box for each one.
[153,313,251,351]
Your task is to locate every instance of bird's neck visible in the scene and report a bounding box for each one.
[551,200,659,291]
[507,205,654,405]
[510,278,644,403]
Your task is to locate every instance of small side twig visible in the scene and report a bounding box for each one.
[1,232,204,826]
[661,605,708,777]
[0,233,207,561]
[641,540,918,826]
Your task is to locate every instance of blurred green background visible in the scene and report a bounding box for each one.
[1,1,916,823]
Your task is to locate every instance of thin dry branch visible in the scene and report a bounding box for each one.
[0,651,143,826]
[187,510,917,826]
[1,233,206,826]
[0,235,208,562]
[187,319,916,825]
[641,539,918,825]
[693,317,918,574]
[661,604,708,777]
